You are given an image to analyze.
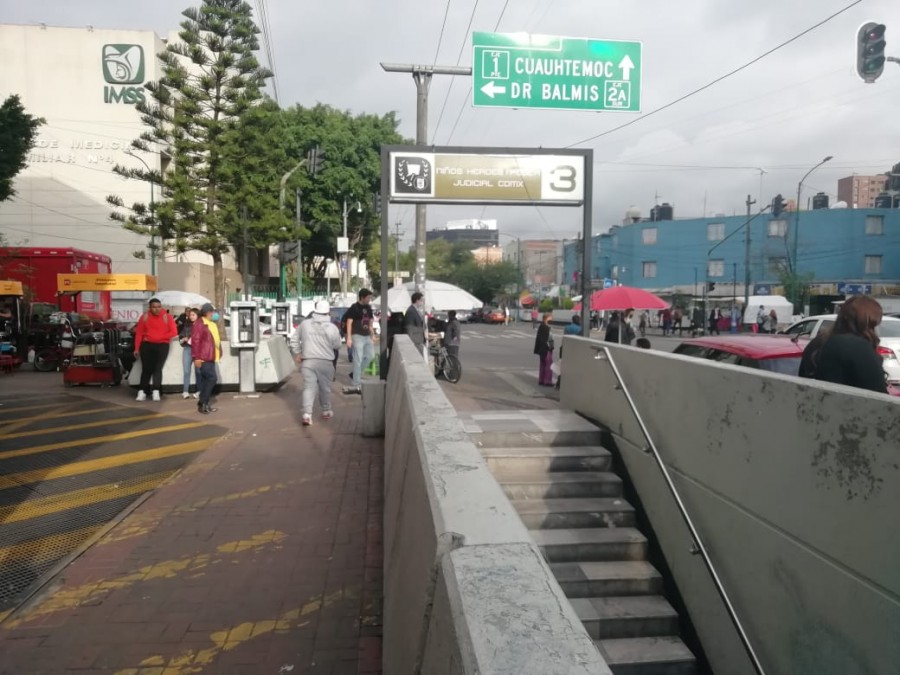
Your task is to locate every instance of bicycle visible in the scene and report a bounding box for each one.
[428,336,462,383]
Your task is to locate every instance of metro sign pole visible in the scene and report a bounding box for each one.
[380,63,472,294]
[473,32,642,112]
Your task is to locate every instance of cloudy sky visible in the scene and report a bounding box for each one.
[7,0,900,246]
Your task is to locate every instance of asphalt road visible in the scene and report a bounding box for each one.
[434,321,687,412]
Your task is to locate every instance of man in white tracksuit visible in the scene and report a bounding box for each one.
[290,300,342,426]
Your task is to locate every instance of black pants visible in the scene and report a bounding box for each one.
[197,361,217,406]
[446,345,459,358]
[139,342,170,394]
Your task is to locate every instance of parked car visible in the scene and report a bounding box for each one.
[483,307,506,324]
[470,307,485,323]
[674,335,807,376]
[783,314,900,383]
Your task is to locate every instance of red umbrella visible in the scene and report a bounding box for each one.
[574,286,669,311]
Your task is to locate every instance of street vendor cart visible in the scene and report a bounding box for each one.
[56,274,157,386]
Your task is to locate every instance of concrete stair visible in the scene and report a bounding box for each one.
[464,410,698,675]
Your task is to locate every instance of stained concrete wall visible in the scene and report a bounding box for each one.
[384,336,610,675]
[561,336,900,675]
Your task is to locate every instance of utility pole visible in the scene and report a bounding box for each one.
[241,205,249,299]
[393,221,403,278]
[295,189,303,300]
[380,62,472,293]
[744,193,755,312]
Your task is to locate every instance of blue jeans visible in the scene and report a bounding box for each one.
[350,335,374,386]
[197,361,217,406]
[181,345,195,393]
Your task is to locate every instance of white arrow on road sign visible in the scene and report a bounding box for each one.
[618,54,635,81]
[480,81,507,98]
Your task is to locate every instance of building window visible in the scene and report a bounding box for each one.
[707,222,725,241]
[642,228,657,245]
[707,259,724,278]
[642,261,657,278]
[768,219,787,237]
[865,215,884,235]
[865,255,883,274]
[768,257,787,276]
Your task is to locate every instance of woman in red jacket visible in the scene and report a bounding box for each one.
[191,303,221,414]
[133,297,178,401]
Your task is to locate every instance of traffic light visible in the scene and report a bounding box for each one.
[306,145,325,176]
[772,194,786,217]
[707,282,716,292]
[857,22,886,83]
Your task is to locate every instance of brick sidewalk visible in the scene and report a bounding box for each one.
[0,371,383,675]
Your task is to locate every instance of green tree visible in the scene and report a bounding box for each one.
[426,239,476,280]
[0,95,44,202]
[279,104,408,283]
[108,0,276,311]
[454,260,522,304]
[365,235,414,290]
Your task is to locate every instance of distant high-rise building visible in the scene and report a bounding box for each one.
[426,219,499,246]
[837,175,887,208]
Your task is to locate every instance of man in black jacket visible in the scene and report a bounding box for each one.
[404,292,426,354]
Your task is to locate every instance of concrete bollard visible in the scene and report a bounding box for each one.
[361,380,385,437]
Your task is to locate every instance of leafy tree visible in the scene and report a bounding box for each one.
[279,104,409,283]
[453,260,522,304]
[108,0,277,311]
[425,239,476,279]
[365,235,414,290]
[0,95,44,202]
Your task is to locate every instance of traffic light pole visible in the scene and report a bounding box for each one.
[744,194,755,313]
[380,63,472,294]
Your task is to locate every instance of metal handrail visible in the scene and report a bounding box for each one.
[593,344,766,675]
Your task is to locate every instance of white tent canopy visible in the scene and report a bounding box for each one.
[371,287,412,313]
[404,280,483,312]
[741,295,794,325]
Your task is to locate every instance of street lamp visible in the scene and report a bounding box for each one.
[325,258,334,299]
[126,150,157,276]
[279,159,309,301]
[792,156,832,277]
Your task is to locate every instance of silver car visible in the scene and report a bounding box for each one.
[783,314,900,383]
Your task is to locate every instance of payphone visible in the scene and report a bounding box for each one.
[272,302,292,338]
[229,300,259,393]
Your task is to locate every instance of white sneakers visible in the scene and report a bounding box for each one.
[151,390,161,402]
[182,392,190,399]
[301,413,312,426]
[321,410,334,421]
[136,390,147,402]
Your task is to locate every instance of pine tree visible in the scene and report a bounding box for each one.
[0,95,44,202]
[109,0,279,311]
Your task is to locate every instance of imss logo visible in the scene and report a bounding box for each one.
[102,44,147,104]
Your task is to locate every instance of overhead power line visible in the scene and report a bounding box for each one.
[433,0,453,65]
[431,0,481,143]
[564,0,864,148]
[446,0,510,143]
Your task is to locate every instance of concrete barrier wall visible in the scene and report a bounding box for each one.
[128,336,294,392]
[561,336,900,675]
[384,336,610,675]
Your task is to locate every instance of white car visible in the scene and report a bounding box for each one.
[783,314,900,383]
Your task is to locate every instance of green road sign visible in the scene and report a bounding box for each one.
[472,32,642,112]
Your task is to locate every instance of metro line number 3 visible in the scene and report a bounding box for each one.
[548,165,577,192]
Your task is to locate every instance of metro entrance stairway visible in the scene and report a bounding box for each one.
[460,410,698,675]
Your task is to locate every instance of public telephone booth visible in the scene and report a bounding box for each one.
[0,280,25,371]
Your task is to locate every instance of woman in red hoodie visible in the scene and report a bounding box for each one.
[133,297,178,401]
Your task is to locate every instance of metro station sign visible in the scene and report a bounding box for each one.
[473,32,642,112]
[387,147,586,205]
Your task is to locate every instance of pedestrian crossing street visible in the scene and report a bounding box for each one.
[462,328,563,340]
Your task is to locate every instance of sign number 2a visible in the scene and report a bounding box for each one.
[548,165,577,193]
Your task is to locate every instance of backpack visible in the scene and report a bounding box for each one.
[138,312,169,329]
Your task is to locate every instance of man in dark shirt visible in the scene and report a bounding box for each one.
[344,288,374,389]
[404,292,426,354]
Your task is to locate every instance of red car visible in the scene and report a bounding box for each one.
[483,307,506,324]
[674,334,807,376]
[674,334,900,396]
